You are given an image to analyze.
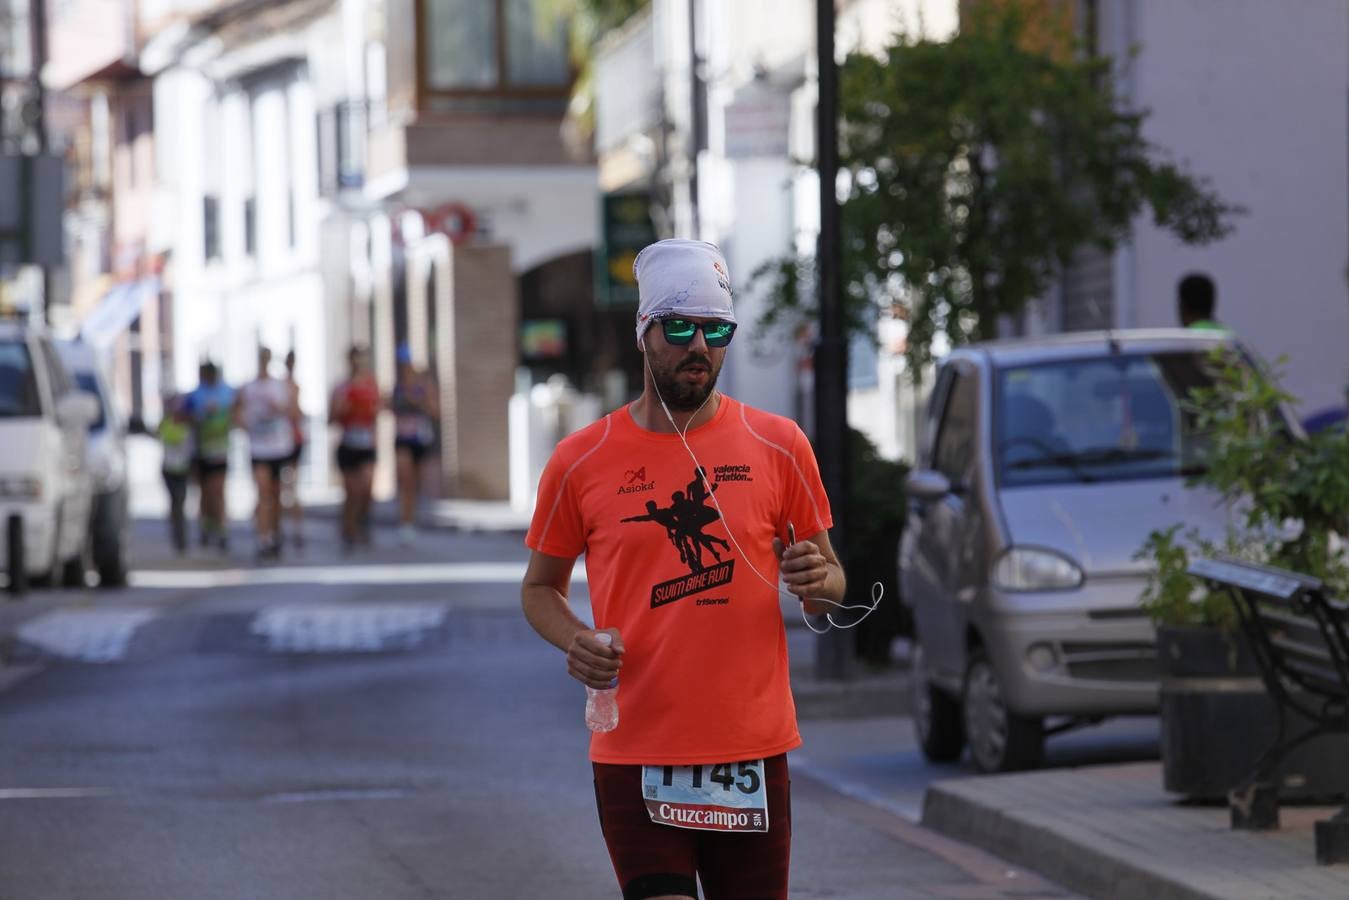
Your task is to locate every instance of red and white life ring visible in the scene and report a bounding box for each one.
[424,203,477,245]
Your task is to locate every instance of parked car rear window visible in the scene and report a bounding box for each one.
[0,342,41,417]
[995,352,1214,487]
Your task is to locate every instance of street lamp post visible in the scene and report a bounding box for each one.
[814,0,852,680]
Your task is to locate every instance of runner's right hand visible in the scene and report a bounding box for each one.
[568,628,623,689]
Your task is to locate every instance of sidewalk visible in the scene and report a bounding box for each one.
[924,761,1349,900]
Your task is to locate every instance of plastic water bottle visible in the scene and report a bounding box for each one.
[585,633,619,733]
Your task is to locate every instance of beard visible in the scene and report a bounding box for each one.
[650,351,722,412]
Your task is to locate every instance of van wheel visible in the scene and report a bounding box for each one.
[911,641,964,762]
[61,546,88,588]
[963,649,1044,773]
[6,515,26,595]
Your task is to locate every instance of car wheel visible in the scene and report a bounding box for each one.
[962,649,1044,773]
[6,515,26,595]
[92,498,129,588]
[60,547,87,588]
[97,544,128,587]
[911,641,965,762]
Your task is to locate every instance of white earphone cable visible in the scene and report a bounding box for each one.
[640,339,882,633]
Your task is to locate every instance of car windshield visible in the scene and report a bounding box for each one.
[996,352,1217,487]
[73,372,107,431]
[0,341,41,418]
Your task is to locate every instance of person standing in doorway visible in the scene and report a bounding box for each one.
[157,391,194,555]
[185,361,234,552]
[1177,272,1224,331]
[330,346,380,551]
[520,239,847,899]
[390,343,439,545]
[235,347,297,560]
[281,349,306,550]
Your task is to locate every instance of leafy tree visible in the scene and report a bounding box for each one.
[757,6,1241,369]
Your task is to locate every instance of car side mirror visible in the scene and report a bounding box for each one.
[57,391,100,428]
[906,469,952,501]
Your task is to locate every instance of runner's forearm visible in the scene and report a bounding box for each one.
[521,583,589,653]
[802,560,846,616]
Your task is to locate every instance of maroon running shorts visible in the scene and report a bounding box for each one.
[591,753,792,900]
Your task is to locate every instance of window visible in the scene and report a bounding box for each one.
[244,196,256,256]
[422,0,570,94]
[995,353,1217,488]
[0,342,40,417]
[203,195,221,261]
[933,371,977,484]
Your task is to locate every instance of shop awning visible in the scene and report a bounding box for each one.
[79,277,159,347]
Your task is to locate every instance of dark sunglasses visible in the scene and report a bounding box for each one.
[659,317,737,348]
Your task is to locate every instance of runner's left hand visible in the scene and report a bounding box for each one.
[773,538,828,601]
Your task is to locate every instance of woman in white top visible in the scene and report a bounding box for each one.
[234,347,298,559]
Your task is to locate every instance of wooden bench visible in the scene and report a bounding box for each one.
[1188,556,1349,864]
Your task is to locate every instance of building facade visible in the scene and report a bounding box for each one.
[1023,0,1349,420]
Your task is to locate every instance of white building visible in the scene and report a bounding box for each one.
[1024,0,1349,420]
[139,0,335,481]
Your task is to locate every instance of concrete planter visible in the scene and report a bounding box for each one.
[1158,624,1349,801]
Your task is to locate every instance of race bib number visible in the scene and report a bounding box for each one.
[641,760,768,833]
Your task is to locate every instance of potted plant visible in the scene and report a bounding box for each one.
[1138,349,1349,799]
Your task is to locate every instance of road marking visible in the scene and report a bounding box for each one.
[129,561,588,589]
[0,788,117,799]
[250,602,448,653]
[15,609,158,662]
[261,788,410,803]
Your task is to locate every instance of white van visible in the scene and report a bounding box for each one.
[57,339,131,586]
[0,322,98,590]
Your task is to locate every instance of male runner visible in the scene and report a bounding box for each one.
[521,239,846,899]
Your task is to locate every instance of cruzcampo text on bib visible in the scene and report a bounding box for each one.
[641,760,768,833]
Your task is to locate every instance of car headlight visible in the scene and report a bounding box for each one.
[0,477,43,500]
[993,547,1084,592]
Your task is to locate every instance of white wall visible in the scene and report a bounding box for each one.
[1113,0,1349,415]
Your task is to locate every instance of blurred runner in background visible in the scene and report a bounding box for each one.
[185,361,234,552]
[390,343,439,545]
[331,346,379,551]
[281,349,306,550]
[157,391,194,554]
[235,347,297,560]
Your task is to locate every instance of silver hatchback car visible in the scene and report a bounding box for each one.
[900,329,1244,772]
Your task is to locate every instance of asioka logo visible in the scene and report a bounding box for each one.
[617,466,655,495]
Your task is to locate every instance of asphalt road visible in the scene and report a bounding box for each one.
[0,511,1154,899]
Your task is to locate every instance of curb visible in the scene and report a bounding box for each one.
[922,777,1215,900]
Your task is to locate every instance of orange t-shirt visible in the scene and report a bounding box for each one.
[526,396,833,765]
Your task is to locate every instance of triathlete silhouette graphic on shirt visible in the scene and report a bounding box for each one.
[621,467,731,574]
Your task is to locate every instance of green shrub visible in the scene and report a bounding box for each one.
[1138,349,1349,627]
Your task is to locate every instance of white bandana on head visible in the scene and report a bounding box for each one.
[633,239,736,346]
